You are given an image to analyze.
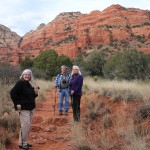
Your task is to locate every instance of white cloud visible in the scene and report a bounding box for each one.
[0,0,149,36]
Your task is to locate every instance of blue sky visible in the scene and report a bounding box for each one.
[0,0,149,36]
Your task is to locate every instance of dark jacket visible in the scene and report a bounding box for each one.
[10,79,38,110]
[69,74,83,96]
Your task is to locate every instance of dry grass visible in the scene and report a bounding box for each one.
[118,120,148,150]
[0,82,19,149]
[83,77,150,105]
[70,123,94,150]
[71,77,150,150]
[32,79,54,101]
[115,109,149,150]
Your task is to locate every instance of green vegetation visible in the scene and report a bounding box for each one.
[72,47,150,81]
[85,50,108,76]
[54,35,77,46]
[20,49,72,79]
[132,22,150,28]
[20,55,33,69]
[133,35,146,43]
[33,49,59,79]
[103,48,149,80]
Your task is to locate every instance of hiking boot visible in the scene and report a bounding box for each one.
[64,111,68,115]
[59,111,62,115]
[27,143,32,147]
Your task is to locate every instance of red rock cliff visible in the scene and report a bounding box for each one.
[0,4,150,64]
[0,25,20,64]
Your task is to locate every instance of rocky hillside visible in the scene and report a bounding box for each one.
[0,4,150,64]
[0,25,20,64]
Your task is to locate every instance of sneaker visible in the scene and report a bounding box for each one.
[19,144,29,150]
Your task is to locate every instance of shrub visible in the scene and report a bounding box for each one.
[33,49,72,79]
[102,117,113,129]
[104,48,149,80]
[92,76,98,81]
[0,63,21,84]
[0,132,12,147]
[33,49,59,78]
[134,105,150,123]
[85,50,107,76]
[97,44,103,49]
[87,100,106,120]
[77,145,92,150]
[88,111,97,120]
[0,142,5,150]
[20,55,33,69]
[31,68,48,79]
[0,113,19,132]
[103,51,123,79]
[57,54,72,71]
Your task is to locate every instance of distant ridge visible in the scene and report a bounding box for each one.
[0,4,149,64]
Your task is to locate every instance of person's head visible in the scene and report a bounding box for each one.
[20,69,33,81]
[71,65,81,75]
[61,65,68,74]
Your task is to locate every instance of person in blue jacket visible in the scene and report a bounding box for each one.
[55,65,71,115]
[69,65,83,122]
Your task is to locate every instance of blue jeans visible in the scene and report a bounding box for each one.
[59,88,69,112]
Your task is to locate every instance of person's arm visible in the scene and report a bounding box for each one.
[10,80,23,109]
[54,74,60,88]
[72,75,83,94]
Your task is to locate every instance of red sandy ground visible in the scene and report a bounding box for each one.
[6,89,75,150]
[6,90,150,150]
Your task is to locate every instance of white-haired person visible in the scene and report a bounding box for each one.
[10,69,39,150]
[69,65,83,122]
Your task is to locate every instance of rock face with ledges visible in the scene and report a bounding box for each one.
[0,4,150,64]
[0,25,20,64]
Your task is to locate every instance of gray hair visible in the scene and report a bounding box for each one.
[61,65,68,69]
[20,69,34,81]
[71,65,82,75]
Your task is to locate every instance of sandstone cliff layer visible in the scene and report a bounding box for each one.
[0,4,150,64]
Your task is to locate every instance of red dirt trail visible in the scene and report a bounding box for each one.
[6,89,75,150]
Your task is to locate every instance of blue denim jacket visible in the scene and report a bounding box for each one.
[54,73,71,92]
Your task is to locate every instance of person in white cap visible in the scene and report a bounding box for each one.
[55,65,71,115]
[10,69,39,150]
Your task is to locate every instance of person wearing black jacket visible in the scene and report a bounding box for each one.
[10,69,39,150]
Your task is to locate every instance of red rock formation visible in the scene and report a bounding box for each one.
[0,25,20,64]
[0,4,150,64]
